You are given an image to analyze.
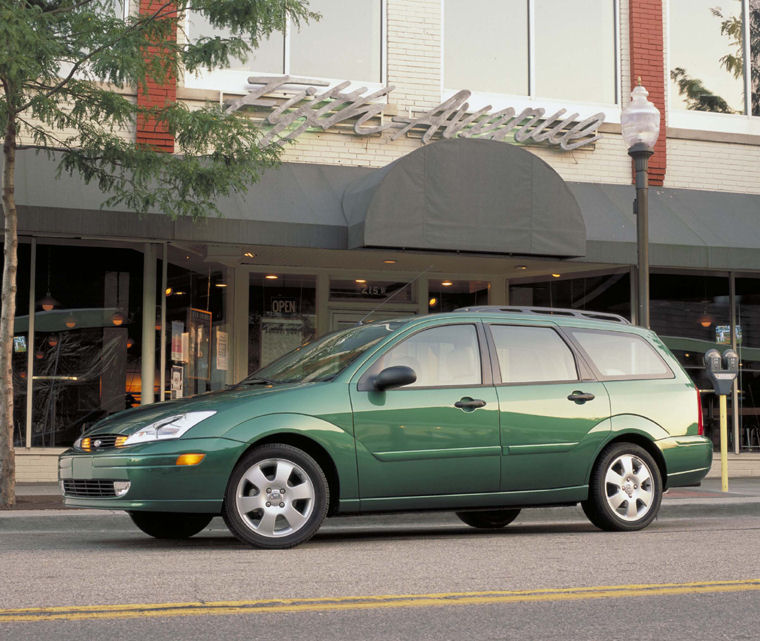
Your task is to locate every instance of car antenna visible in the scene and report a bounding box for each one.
[357,266,434,325]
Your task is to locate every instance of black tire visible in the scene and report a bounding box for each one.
[582,442,662,532]
[128,511,213,539]
[223,444,329,549]
[455,508,521,529]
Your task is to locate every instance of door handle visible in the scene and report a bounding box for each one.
[454,397,487,411]
[567,391,595,404]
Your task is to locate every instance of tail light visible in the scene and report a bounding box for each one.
[696,389,704,436]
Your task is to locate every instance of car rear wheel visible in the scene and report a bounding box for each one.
[455,508,521,529]
[223,444,329,549]
[128,511,213,539]
[582,443,662,531]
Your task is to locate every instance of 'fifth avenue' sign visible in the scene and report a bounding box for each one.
[226,75,605,151]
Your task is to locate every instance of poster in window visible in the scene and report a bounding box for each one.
[216,328,228,371]
[260,317,304,366]
[171,365,184,399]
[188,308,212,381]
[171,320,185,362]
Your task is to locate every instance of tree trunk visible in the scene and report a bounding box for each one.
[1,113,18,508]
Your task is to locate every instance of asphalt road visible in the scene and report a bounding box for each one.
[2,499,760,640]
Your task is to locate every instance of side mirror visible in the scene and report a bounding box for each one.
[372,366,416,391]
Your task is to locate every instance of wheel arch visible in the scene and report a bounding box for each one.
[593,432,668,490]
[234,433,342,517]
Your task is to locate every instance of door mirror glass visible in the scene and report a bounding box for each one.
[373,366,417,391]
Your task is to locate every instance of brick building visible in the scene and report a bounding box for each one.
[7,0,760,480]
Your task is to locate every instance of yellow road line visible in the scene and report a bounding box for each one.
[3,579,760,623]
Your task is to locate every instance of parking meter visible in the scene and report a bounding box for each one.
[704,348,739,396]
[704,348,739,491]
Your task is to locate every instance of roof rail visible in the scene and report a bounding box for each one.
[453,306,631,325]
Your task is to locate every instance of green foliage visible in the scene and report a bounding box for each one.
[0,0,319,219]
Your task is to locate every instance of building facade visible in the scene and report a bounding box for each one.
[6,0,760,480]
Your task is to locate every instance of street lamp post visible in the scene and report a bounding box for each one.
[621,81,660,328]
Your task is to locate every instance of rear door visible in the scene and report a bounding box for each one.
[487,323,611,491]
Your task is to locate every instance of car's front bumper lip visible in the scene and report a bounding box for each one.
[58,437,246,513]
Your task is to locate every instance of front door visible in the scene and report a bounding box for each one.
[350,323,501,498]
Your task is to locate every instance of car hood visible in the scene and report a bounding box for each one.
[84,382,318,436]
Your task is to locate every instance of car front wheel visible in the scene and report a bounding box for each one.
[455,509,521,529]
[223,444,329,549]
[582,443,662,531]
[128,511,213,539]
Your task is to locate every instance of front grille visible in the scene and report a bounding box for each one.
[80,434,127,451]
[62,479,117,497]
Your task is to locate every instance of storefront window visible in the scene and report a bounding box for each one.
[444,0,617,104]
[650,272,730,446]
[736,277,760,449]
[164,262,228,399]
[11,243,31,447]
[13,244,144,448]
[509,272,631,319]
[428,279,489,313]
[668,0,748,114]
[249,273,316,374]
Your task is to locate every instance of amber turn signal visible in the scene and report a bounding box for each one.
[175,453,206,466]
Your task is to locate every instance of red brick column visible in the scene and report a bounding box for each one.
[136,0,177,153]
[629,0,666,186]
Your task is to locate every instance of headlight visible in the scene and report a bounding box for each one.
[122,411,216,446]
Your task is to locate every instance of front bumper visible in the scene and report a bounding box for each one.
[58,437,246,513]
[657,435,713,488]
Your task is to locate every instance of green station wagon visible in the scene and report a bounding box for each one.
[59,307,713,548]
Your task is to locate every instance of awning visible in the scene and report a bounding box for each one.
[7,145,760,271]
[343,138,587,257]
[569,183,760,270]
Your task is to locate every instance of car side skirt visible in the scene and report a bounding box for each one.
[350,486,588,513]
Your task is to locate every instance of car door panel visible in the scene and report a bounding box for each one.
[350,323,501,499]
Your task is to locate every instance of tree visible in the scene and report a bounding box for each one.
[0,0,317,507]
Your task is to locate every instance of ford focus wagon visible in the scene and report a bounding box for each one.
[59,306,713,548]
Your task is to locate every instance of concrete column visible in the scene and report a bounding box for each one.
[316,272,330,336]
[141,244,156,405]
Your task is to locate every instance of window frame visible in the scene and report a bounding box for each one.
[183,0,387,94]
[356,322,492,391]
[440,0,622,123]
[564,328,676,382]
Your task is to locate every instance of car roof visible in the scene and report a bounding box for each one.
[367,307,651,337]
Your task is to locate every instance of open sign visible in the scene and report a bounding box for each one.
[272,298,297,314]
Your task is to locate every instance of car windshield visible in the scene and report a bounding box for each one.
[238,321,407,385]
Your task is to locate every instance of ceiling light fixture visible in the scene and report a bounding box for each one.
[441,281,453,287]
[265,275,279,280]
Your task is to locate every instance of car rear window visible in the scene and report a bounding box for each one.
[569,329,673,379]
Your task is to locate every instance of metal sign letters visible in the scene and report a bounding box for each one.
[225,75,605,151]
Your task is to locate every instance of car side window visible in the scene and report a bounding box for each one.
[374,324,482,387]
[569,329,672,379]
[490,325,578,384]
